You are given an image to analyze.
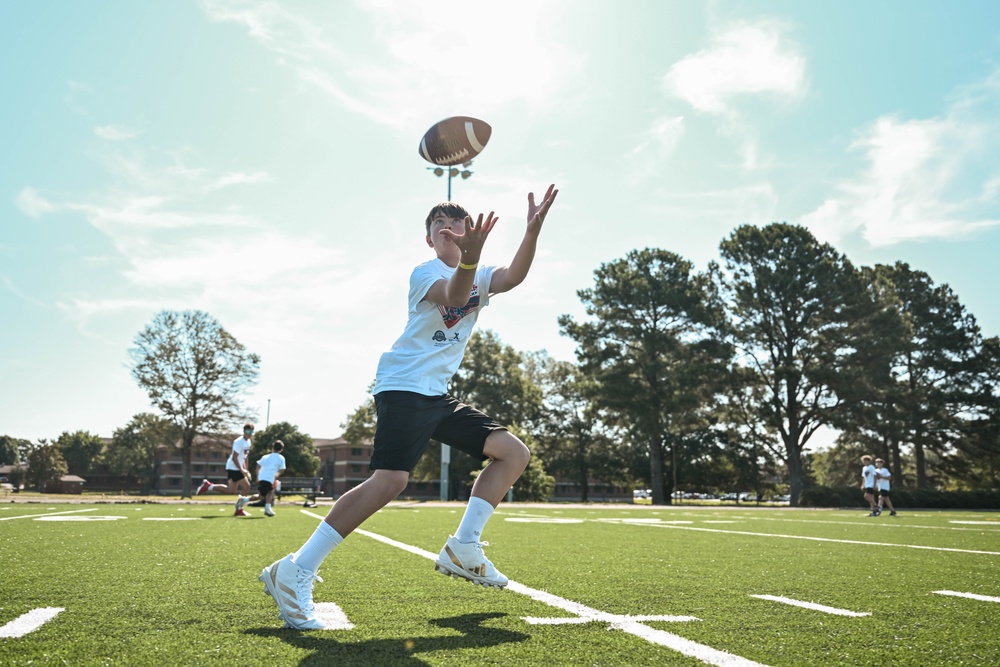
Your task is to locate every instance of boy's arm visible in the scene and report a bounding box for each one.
[425,212,498,307]
[491,184,558,294]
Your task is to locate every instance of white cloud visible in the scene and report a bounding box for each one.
[664,20,806,115]
[15,187,55,217]
[200,0,586,132]
[801,71,1000,247]
[94,125,141,141]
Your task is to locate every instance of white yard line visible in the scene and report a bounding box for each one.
[750,595,870,617]
[0,608,64,638]
[933,590,1000,603]
[600,519,1000,556]
[0,508,96,521]
[301,510,772,667]
[746,516,1000,533]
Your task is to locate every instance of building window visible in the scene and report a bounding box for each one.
[351,465,361,473]
[193,465,203,473]
[211,452,221,459]
[351,448,362,456]
[171,464,181,472]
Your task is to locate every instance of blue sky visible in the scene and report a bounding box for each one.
[3,1,1000,444]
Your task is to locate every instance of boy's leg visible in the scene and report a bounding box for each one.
[260,469,409,630]
[437,431,530,588]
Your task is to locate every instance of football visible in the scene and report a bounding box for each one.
[418,116,492,166]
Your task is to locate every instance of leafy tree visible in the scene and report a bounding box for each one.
[341,383,376,447]
[107,414,180,493]
[249,421,320,478]
[716,223,898,505]
[559,248,730,505]
[506,427,554,502]
[530,355,623,501]
[130,310,260,497]
[26,443,68,491]
[55,430,104,476]
[809,438,870,488]
[837,263,985,488]
[0,435,28,466]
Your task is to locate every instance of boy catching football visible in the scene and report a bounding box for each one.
[260,184,558,630]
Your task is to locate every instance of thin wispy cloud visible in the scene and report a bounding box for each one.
[15,187,55,218]
[628,115,685,183]
[94,125,141,141]
[801,70,1000,247]
[200,0,586,132]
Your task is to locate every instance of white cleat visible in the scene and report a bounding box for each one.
[434,536,508,589]
[259,554,326,630]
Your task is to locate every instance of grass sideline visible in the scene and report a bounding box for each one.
[2,501,999,666]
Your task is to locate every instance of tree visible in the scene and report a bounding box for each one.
[0,435,28,466]
[531,355,624,501]
[26,443,68,491]
[55,430,104,476]
[716,223,897,505]
[130,310,260,497]
[560,248,730,505]
[107,414,180,493]
[506,427,554,501]
[250,421,320,478]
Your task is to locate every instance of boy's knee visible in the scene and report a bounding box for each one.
[486,431,530,468]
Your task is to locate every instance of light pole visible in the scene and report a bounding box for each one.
[427,161,474,201]
[428,160,473,500]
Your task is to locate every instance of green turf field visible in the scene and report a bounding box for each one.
[2,502,998,666]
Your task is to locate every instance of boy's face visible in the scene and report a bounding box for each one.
[426,214,466,254]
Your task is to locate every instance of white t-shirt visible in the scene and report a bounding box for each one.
[861,464,877,488]
[226,436,251,471]
[374,258,495,396]
[256,452,286,483]
[876,466,891,491]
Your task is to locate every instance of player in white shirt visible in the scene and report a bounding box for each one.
[861,454,879,516]
[875,458,897,516]
[194,422,255,516]
[260,184,558,630]
[240,440,287,517]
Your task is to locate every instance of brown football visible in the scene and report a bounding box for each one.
[418,116,492,166]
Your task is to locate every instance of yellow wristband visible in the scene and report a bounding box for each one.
[458,261,478,270]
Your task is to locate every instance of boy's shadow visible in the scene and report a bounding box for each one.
[247,612,529,667]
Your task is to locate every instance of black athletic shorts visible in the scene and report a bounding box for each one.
[863,486,875,495]
[257,480,274,495]
[878,488,891,497]
[370,391,507,472]
[226,469,245,482]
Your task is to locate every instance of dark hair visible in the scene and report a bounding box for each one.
[244,422,255,432]
[425,202,470,235]
[272,440,284,452]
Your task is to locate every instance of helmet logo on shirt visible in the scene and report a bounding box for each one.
[433,330,446,342]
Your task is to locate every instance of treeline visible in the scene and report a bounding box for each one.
[3,223,998,505]
[342,223,1000,506]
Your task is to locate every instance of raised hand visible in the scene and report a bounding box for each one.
[526,184,558,235]
[443,211,498,264]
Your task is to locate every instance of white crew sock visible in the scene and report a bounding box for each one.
[292,521,344,573]
[455,496,495,543]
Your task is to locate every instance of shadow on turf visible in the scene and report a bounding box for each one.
[246,612,528,666]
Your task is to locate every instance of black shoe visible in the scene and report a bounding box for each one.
[890,511,897,516]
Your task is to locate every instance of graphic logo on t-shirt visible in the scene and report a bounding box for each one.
[433,330,446,342]
[438,291,480,329]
